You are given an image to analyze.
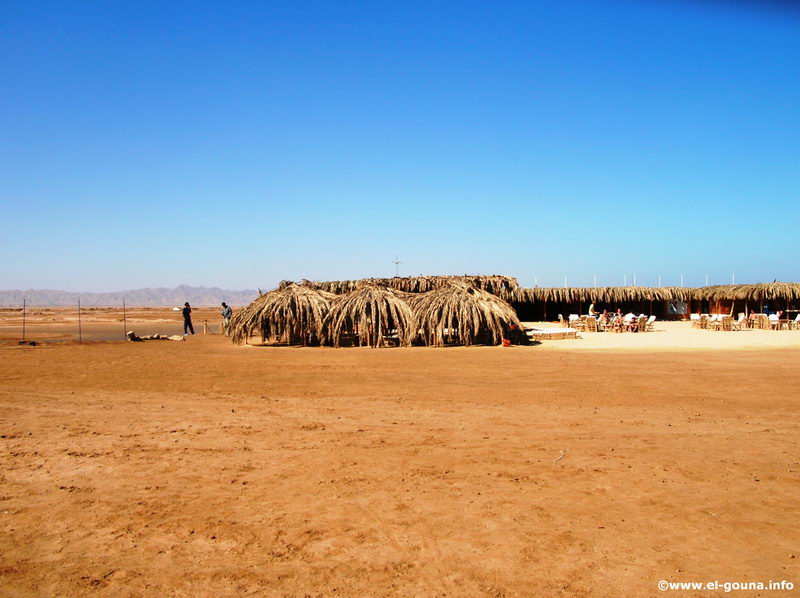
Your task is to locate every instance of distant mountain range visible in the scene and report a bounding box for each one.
[0,285,259,307]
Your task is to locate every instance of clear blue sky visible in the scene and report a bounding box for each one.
[2,1,798,291]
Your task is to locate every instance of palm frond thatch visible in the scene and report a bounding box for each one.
[281,275,519,297]
[324,284,416,348]
[691,282,800,302]
[511,286,692,304]
[413,282,521,346]
[229,284,335,345]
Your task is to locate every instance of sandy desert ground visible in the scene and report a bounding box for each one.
[1,308,799,597]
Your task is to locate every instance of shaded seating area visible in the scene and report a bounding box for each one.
[559,313,656,333]
[689,311,800,331]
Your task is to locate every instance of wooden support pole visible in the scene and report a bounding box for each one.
[203,320,208,335]
[122,299,127,340]
[78,299,82,343]
[22,298,26,342]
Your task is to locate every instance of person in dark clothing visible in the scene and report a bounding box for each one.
[220,302,233,336]
[182,302,195,335]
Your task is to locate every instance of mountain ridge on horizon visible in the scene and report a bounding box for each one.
[0,285,260,307]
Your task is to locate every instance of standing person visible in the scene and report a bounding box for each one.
[588,302,597,317]
[182,302,195,335]
[220,302,233,336]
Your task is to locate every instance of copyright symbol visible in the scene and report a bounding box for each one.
[658,580,669,591]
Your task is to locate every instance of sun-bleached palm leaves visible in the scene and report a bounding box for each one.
[412,282,521,346]
[692,282,800,302]
[229,283,334,345]
[324,284,416,348]
[281,275,519,297]
[510,286,692,304]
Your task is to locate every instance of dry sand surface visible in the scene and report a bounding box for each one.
[0,307,224,342]
[1,309,799,597]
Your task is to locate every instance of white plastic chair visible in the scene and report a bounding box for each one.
[768,314,780,330]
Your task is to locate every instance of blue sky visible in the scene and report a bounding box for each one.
[1,1,798,291]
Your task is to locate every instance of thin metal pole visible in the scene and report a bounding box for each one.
[22,298,26,342]
[658,274,661,287]
[122,299,127,340]
[633,274,637,286]
[624,274,627,286]
[78,299,82,343]
[680,274,684,287]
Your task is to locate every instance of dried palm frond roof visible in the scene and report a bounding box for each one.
[281,275,520,297]
[691,282,800,302]
[229,283,335,345]
[511,286,693,303]
[413,282,521,346]
[324,283,416,348]
[511,282,800,303]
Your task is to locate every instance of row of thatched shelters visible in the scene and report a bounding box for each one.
[690,282,800,303]
[509,282,800,319]
[509,283,800,320]
[230,281,521,348]
[275,275,800,304]
[231,277,800,346]
[510,285,693,303]
[512,282,800,304]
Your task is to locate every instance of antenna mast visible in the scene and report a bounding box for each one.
[392,255,403,277]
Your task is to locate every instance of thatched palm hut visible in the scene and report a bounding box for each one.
[509,285,692,320]
[690,282,800,315]
[512,285,691,303]
[324,284,416,348]
[692,282,800,303]
[229,283,335,345]
[413,283,521,346]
